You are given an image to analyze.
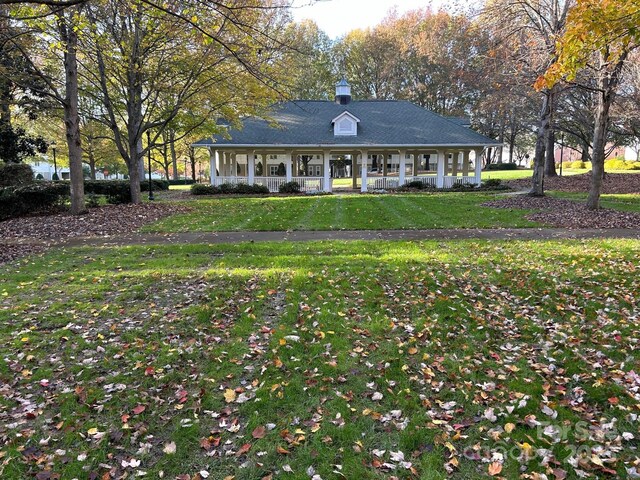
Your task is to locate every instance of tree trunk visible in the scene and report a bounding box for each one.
[170,130,178,180]
[529,92,552,196]
[587,54,626,210]
[190,148,197,182]
[581,145,590,162]
[128,138,142,204]
[60,9,85,215]
[88,148,96,180]
[544,128,557,177]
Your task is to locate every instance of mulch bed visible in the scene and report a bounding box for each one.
[0,203,189,264]
[484,195,640,229]
[505,172,640,194]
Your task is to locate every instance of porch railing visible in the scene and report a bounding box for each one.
[367,177,399,190]
[292,176,324,192]
[443,175,477,188]
[214,176,247,186]
[406,175,437,187]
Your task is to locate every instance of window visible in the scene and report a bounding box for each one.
[332,111,360,136]
[314,165,321,176]
[269,165,279,176]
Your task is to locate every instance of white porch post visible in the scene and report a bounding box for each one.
[231,153,237,177]
[210,148,218,185]
[474,148,484,186]
[399,150,406,186]
[285,153,292,181]
[452,151,460,177]
[248,152,255,185]
[462,151,470,176]
[219,152,225,177]
[436,150,445,188]
[323,150,331,192]
[360,150,368,193]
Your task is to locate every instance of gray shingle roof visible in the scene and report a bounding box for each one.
[194,100,499,148]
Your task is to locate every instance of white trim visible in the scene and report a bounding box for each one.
[193,143,500,149]
[331,111,361,124]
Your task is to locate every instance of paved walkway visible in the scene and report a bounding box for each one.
[15,228,631,247]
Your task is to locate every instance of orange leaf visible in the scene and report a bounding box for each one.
[236,443,251,456]
[252,426,266,439]
[488,462,503,476]
[132,405,146,415]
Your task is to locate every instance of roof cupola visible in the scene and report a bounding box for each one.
[335,78,352,105]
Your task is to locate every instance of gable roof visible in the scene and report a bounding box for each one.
[194,100,499,149]
[332,111,361,124]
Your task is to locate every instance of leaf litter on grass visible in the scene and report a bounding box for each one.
[0,240,639,479]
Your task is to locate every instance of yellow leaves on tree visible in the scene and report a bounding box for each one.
[538,0,640,89]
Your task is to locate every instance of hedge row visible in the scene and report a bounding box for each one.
[191,183,270,195]
[0,182,69,220]
[0,180,171,220]
[0,162,34,187]
[168,179,196,186]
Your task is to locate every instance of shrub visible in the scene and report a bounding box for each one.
[485,162,518,171]
[191,182,269,196]
[279,181,301,194]
[0,162,34,187]
[0,182,69,220]
[604,159,640,171]
[450,181,476,191]
[276,162,286,176]
[570,160,587,169]
[168,179,196,186]
[235,183,270,194]
[84,180,131,204]
[191,184,220,195]
[482,178,502,188]
[405,180,426,189]
[140,179,169,191]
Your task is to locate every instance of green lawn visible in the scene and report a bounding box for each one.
[145,193,541,232]
[1,239,639,479]
[551,192,640,212]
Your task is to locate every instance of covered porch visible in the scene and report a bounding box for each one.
[207,148,485,193]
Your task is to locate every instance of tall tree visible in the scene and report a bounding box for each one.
[483,0,573,195]
[539,0,640,209]
[83,0,288,204]
[5,2,87,213]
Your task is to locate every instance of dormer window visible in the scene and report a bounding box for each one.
[332,111,360,136]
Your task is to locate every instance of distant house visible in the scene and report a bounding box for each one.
[29,159,69,180]
[194,79,499,192]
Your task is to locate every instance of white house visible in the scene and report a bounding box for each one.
[194,79,500,193]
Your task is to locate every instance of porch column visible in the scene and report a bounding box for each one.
[231,153,237,177]
[382,153,388,176]
[452,151,459,177]
[285,152,292,181]
[399,150,406,186]
[436,150,445,188]
[220,152,229,177]
[360,150,369,193]
[462,151,470,176]
[262,153,268,177]
[248,152,255,185]
[352,153,357,189]
[413,153,419,176]
[323,150,331,192]
[474,148,484,186]
[210,148,218,185]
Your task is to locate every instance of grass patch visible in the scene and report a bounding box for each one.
[1,239,639,478]
[551,191,640,212]
[144,193,541,232]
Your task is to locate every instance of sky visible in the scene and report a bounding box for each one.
[291,0,446,39]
